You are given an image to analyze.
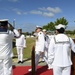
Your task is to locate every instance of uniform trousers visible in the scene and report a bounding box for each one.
[35,51,43,70]
[53,65,71,75]
[43,49,52,69]
[16,46,24,62]
[43,49,48,63]
[0,58,12,75]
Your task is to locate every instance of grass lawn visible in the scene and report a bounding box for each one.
[13,37,35,58]
[13,34,75,59]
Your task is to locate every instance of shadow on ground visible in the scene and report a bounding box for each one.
[24,65,48,75]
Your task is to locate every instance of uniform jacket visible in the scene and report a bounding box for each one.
[16,34,26,48]
[44,34,50,50]
[0,29,19,59]
[35,31,45,52]
[48,34,75,67]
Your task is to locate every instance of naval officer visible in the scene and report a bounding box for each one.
[48,24,75,75]
[28,26,45,71]
[0,19,20,75]
[35,26,45,70]
[42,29,53,69]
[16,28,26,63]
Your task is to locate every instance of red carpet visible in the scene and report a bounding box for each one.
[13,65,53,75]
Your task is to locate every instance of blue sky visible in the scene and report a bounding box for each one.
[0,0,75,32]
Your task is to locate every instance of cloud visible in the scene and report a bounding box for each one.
[0,0,20,2]
[30,10,42,15]
[30,10,55,17]
[23,12,28,15]
[39,7,61,13]
[31,7,62,17]
[12,8,21,14]
[38,7,47,11]
[8,0,19,2]
[12,6,62,17]
[47,7,61,13]
[12,8,28,15]
[16,11,21,15]
[43,12,54,17]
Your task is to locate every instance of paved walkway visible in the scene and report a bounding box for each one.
[12,57,46,66]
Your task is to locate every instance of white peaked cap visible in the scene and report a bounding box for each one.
[0,19,8,22]
[0,19,8,26]
[36,25,42,29]
[43,29,46,32]
[55,24,66,29]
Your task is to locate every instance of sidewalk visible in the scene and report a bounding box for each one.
[12,57,46,66]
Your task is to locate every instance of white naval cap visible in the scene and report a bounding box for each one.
[42,29,46,32]
[36,25,42,29]
[55,24,66,29]
[0,19,8,26]
[0,19,8,22]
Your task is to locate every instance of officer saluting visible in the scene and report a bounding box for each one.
[28,26,45,71]
[35,26,45,69]
[48,24,75,75]
[0,19,20,75]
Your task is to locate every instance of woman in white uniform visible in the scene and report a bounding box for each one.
[48,24,75,75]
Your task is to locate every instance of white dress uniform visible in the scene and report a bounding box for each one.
[35,31,45,70]
[16,34,26,62]
[43,35,50,65]
[0,29,19,75]
[48,24,75,75]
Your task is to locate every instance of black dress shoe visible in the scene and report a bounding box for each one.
[21,61,23,64]
[18,61,21,64]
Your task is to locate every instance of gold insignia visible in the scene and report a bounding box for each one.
[40,32,42,34]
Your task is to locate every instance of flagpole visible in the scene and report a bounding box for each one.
[13,19,15,28]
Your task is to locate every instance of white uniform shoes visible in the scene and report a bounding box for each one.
[28,69,32,72]
[28,68,37,72]
[48,67,53,70]
[48,65,53,70]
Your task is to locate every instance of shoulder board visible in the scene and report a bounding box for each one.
[39,32,42,34]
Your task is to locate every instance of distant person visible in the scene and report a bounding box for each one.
[42,29,53,69]
[28,26,45,71]
[48,24,75,75]
[0,19,20,75]
[16,28,26,64]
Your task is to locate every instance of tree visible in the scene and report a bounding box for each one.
[54,17,68,27]
[47,22,55,31]
[66,30,73,34]
[43,22,55,31]
[43,25,48,30]
[43,17,68,31]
